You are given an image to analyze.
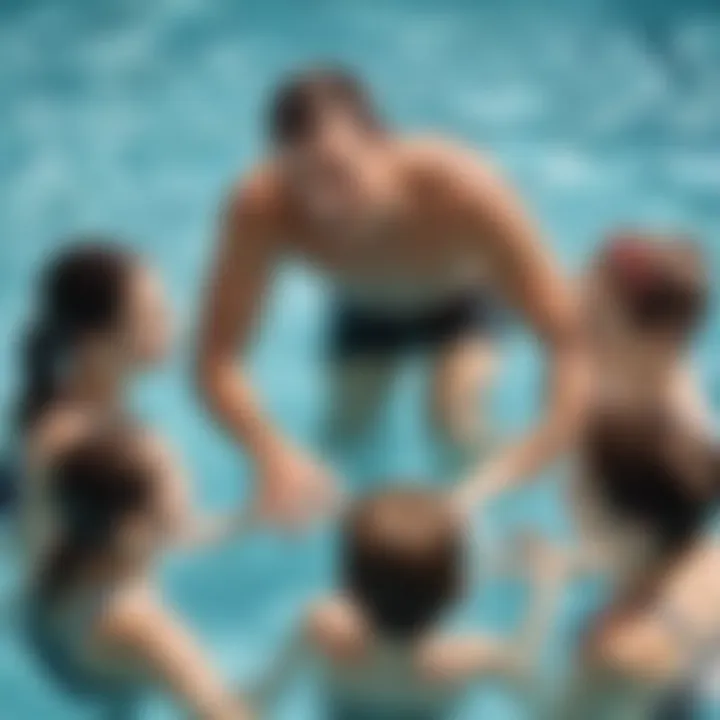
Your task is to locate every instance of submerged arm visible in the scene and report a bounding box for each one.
[99,593,252,719]
[247,626,309,711]
[672,365,716,439]
[149,435,258,553]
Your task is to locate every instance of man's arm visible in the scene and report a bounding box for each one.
[197,172,334,524]
[440,146,590,511]
[197,172,284,460]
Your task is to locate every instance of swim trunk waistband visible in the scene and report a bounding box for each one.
[330,291,501,360]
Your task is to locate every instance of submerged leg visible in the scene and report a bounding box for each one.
[430,337,499,476]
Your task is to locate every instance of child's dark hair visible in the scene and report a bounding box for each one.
[587,403,720,556]
[600,234,709,338]
[342,489,463,639]
[42,427,153,599]
[17,241,135,430]
[268,66,382,146]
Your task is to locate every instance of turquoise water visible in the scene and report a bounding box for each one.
[1,0,720,717]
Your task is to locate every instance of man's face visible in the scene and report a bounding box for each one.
[280,111,385,229]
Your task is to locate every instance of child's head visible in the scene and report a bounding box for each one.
[587,402,720,551]
[18,240,172,428]
[45,427,161,595]
[594,233,708,346]
[342,489,464,640]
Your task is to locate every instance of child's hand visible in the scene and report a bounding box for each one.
[417,636,516,686]
[509,531,574,585]
[417,638,470,684]
[307,598,368,665]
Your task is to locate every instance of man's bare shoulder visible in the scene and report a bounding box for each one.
[396,135,505,206]
[224,161,290,231]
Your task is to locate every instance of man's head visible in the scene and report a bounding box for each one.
[267,66,390,226]
[342,488,464,640]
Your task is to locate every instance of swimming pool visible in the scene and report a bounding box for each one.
[1,0,719,717]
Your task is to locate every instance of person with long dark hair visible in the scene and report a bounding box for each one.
[12,240,254,717]
[11,240,175,569]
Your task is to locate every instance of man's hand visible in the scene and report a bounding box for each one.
[198,172,336,530]
[256,442,338,527]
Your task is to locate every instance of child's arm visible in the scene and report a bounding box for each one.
[417,634,519,685]
[672,365,716,439]
[147,434,258,552]
[248,626,309,711]
[248,597,367,711]
[513,537,570,662]
[173,508,258,552]
[418,537,571,686]
[98,591,253,720]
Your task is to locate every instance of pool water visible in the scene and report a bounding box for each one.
[1,0,719,717]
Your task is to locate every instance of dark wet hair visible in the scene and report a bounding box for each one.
[600,234,709,338]
[268,66,382,146]
[586,403,720,555]
[17,241,135,430]
[42,428,153,599]
[342,489,463,639]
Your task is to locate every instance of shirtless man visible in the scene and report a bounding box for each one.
[197,66,587,525]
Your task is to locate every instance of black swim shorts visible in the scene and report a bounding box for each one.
[330,291,499,360]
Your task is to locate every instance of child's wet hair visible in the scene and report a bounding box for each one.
[42,427,154,597]
[342,488,463,639]
[17,240,136,429]
[586,403,720,554]
[599,233,709,338]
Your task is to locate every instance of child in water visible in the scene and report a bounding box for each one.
[13,240,244,584]
[11,241,253,717]
[254,488,564,719]
[569,232,716,588]
[27,425,253,719]
[13,241,172,570]
[476,232,719,719]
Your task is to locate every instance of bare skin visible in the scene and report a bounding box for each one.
[431,337,499,456]
[198,135,588,526]
[95,584,252,720]
[592,542,720,684]
[553,543,720,720]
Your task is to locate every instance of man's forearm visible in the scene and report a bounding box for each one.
[508,337,588,480]
[199,359,286,460]
[460,337,589,507]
